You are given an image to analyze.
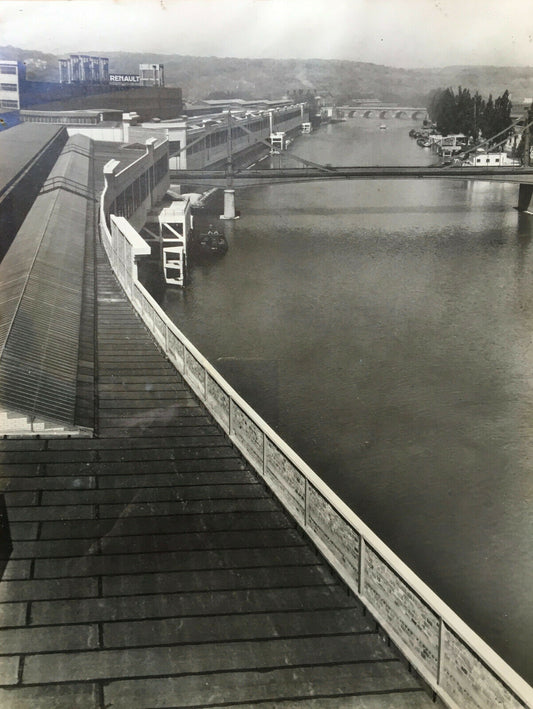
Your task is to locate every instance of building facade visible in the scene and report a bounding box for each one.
[149,103,307,169]
[139,64,165,87]
[0,60,23,110]
[20,108,124,125]
[59,55,110,84]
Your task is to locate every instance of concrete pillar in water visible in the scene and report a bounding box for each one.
[220,189,238,220]
[518,183,533,213]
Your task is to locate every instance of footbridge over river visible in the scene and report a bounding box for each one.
[0,125,531,708]
[171,165,533,214]
[173,163,533,186]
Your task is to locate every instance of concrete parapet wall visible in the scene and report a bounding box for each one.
[98,162,533,709]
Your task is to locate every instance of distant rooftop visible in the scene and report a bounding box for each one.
[0,123,64,198]
[183,98,294,117]
[200,98,292,106]
[21,109,121,117]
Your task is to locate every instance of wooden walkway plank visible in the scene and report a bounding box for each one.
[231,694,441,709]
[11,527,306,560]
[30,585,359,626]
[22,635,398,684]
[32,545,317,579]
[0,683,100,709]
[102,608,375,648]
[46,435,228,450]
[38,510,293,540]
[102,664,426,709]
[101,564,336,598]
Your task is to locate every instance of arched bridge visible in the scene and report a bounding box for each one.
[336,105,428,120]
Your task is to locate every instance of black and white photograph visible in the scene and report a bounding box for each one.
[0,0,532,706]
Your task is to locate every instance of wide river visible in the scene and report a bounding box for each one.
[156,118,533,683]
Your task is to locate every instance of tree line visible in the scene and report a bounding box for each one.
[427,87,513,143]
[516,103,533,163]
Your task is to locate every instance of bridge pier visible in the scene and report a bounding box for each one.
[518,183,533,213]
[219,189,239,220]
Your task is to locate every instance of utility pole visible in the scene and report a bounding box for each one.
[524,107,531,167]
[220,110,237,220]
[226,109,234,188]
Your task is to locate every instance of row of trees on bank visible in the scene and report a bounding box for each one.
[427,87,513,143]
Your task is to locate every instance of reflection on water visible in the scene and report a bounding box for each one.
[159,119,533,682]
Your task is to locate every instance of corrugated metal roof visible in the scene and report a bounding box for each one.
[0,133,93,427]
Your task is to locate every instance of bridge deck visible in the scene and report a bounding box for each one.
[0,238,440,703]
[172,165,533,190]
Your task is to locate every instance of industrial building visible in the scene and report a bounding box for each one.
[0,60,23,110]
[19,108,124,125]
[143,103,307,169]
[17,101,308,170]
[0,57,179,123]
[139,63,165,87]
[58,54,110,84]
[59,56,164,88]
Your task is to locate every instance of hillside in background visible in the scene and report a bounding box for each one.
[2,45,532,106]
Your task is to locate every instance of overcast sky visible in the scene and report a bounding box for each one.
[1,0,532,68]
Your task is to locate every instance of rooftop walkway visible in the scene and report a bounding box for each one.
[0,142,440,707]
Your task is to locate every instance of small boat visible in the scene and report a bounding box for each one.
[194,227,228,257]
[379,124,387,130]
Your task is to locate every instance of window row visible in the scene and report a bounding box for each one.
[186,110,299,158]
[273,108,301,126]
[111,170,152,219]
[111,156,168,220]
[22,115,99,124]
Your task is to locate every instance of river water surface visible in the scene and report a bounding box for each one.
[157,119,533,683]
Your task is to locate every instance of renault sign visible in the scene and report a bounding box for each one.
[109,74,140,84]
